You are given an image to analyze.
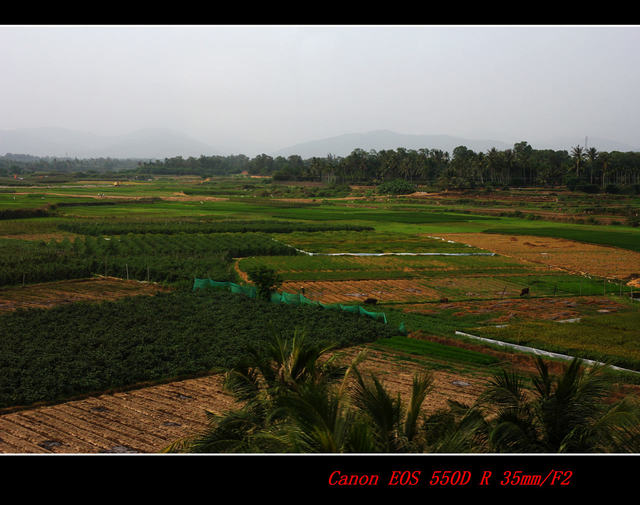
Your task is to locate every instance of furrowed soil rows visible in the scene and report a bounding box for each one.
[0,277,169,313]
[436,233,640,281]
[281,279,443,303]
[0,374,237,453]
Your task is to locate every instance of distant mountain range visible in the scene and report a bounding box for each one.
[273,130,513,158]
[0,127,219,160]
[274,130,640,158]
[1,127,637,160]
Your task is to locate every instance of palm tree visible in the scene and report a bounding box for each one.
[164,330,350,453]
[571,145,586,178]
[587,147,599,184]
[164,332,486,453]
[348,367,433,452]
[480,357,640,453]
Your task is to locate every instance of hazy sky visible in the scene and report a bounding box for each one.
[1,24,639,153]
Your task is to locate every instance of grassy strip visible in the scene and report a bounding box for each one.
[471,309,640,372]
[370,335,500,367]
[273,230,486,254]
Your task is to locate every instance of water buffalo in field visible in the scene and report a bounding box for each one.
[364,298,378,305]
[520,287,530,297]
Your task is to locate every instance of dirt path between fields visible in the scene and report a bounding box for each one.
[233,259,250,283]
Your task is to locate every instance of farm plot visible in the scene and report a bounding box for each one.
[281,279,443,304]
[436,232,640,281]
[0,277,169,313]
[56,219,373,236]
[240,253,602,304]
[0,233,297,288]
[401,296,631,324]
[0,290,397,410]
[239,254,542,282]
[0,345,491,453]
[468,308,640,372]
[272,230,487,254]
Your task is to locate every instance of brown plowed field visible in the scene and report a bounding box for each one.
[282,279,442,304]
[0,346,490,453]
[434,233,640,280]
[402,296,630,323]
[0,277,169,313]
[0,374,237,453]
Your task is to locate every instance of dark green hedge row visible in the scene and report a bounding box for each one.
[0,206,53,220]
[57,219,374,235]
[0,290,398,409]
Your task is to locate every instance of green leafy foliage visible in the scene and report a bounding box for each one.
[377,179,417,195]
[246,265,283,300]
[0,290,398,410]
[0,233,297,287]
[57,219,374,235]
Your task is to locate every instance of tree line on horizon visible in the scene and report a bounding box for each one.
[3,142,640,193]
[138,142,640,192]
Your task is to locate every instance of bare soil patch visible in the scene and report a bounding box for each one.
[282,279,442,304]
[435,233,640,280]
[0,277,169,313]
[401,296,629,323]
[0,374,237,453]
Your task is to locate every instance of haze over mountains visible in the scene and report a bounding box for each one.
[0,127,637,160]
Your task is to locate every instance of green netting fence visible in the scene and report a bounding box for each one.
[193,278,388,324]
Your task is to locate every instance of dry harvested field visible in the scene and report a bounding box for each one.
[0,374,237,453]
[0,277,169,313]
[0,346,488,453]
[401,296,629,323]
[164,192,229,202]
[435,233,640,280]
[282,279,442,304]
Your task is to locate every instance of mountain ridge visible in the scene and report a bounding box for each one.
[1,127,637,159]
[0,127,220,159]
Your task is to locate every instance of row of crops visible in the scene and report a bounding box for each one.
[271,231,487,254]
[57,219,374,236]
[0,233,299,287]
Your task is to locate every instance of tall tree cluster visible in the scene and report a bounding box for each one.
[4,143,640,192]
[136,142,640,191]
